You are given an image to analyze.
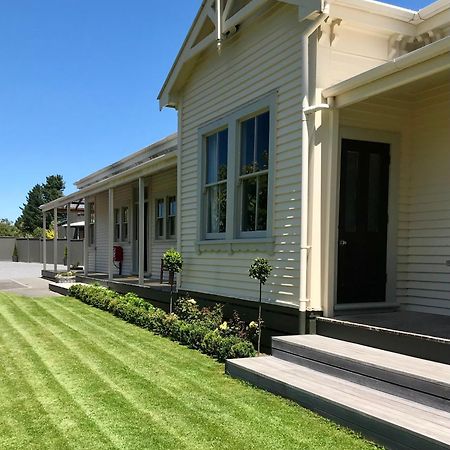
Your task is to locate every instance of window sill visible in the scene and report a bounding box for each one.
[196,238,275,255]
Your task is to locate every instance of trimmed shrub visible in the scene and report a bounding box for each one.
[67,284,256,362]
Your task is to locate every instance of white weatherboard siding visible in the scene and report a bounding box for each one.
[94,191,108,273]
[403,86,450,315]
[149,167,177,276]
[179,4,304,305]
[340,81,450,315]
[112,184,133,275]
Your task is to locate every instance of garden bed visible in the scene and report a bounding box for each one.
[68,284,257,361]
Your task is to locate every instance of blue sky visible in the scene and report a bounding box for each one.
[0,0,432,221]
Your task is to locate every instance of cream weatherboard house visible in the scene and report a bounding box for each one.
[42,1,450,446]
[42,0,450,330]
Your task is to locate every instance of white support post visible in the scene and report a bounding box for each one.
[84,200,89,275]
[66,203,70,271]
[138,177,145,285]
[108,188,114,281]
[53,207,58,271]
[43,212,47,271]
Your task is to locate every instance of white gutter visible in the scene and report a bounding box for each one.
[299,12,329,325]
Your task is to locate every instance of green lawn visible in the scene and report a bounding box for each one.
[0,292,378,450]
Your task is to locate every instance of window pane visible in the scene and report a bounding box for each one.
[242,177,257,232]
[206,184,226,234]
[240,117,255,175]
[345,150,359,232]
[368,152,381,232]
[168,197,176,216]
[157,199,164,218]
[218,130,228,181]
[256,112,270,171]
[257,174,268,231]
[206,133,218,184]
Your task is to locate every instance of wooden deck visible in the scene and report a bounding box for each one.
[226,334,450,449]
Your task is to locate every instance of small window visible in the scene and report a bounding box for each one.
[121,206,129,241]
[204,128,228,238]
[239,111,270,234]
[114,209,120,241]
[167,196,176,239]
[89,202,95,246]
[156,199,165,240]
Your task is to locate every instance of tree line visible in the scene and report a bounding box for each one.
[1,175,65,237]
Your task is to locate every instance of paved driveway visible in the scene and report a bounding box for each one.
[0,261,64,297]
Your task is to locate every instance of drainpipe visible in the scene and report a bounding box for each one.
[299,12,328,334]
[217,0,223,54]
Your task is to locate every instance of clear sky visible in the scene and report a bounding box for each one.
[0,0,433,221]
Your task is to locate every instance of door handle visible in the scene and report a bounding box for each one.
[339,240,347,247]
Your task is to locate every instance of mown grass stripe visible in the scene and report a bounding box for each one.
[0,293,378,450]
[0,299,116,450]
[1,295,184,450]
[21,295,258,449]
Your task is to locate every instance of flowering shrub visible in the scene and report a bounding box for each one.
[68,284,256,362]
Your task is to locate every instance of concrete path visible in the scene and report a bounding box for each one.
[0,261,65,297]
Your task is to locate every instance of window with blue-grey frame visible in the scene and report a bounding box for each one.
[199,93,275,243]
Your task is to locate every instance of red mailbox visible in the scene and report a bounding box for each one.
[113,245,123,262]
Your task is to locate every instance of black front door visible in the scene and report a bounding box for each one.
[337,139,390,304]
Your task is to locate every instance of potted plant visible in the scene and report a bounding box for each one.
[12,244,18,262]
[249,257,273,355]
[162,248,183,313]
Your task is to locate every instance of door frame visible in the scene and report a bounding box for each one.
[333,127,400,312]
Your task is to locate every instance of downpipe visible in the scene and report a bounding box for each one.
[299,12,329,334]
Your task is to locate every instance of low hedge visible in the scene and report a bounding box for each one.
[68,284,256,361]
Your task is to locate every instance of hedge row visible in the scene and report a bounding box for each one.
[68,284,256,361]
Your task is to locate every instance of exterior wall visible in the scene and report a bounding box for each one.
[402,86,450,315]
[316,22,394,91]
[86,167,177,277]
[178,3,305,305]
[149,167,177,276]
[338,81,450,316]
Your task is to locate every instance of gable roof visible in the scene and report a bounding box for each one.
[158,0,450,109]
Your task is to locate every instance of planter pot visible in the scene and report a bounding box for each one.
[63,257,67,266]
[12,256,18,262]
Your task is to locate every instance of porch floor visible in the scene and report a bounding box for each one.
[337,311,450,340]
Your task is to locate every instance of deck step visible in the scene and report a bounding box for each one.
[226,356,450,450]
[272,334,450,410]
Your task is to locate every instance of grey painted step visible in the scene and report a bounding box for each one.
[272,335,450,405]
[226,356,450,450]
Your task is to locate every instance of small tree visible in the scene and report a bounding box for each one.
[162,248,183,313]
[249,257,273,355]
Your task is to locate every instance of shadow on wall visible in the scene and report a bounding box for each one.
[0,237,84,265]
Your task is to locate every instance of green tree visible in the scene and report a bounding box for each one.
[0,219,20,237]
[16,175,65,235]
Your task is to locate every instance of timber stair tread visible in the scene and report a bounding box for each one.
[226,356,450,448]
[272,334,450,397]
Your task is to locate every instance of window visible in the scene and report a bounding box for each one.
[121,206,129,241]
[114,209,120,241]
[89,202,95,246]
[156,199,165,240]
[204,128,228,238]
[199,94,274,243]
[167,196,176,239]
[239,111,269,234]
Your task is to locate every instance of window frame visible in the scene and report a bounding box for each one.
[202,125,229,240]
[113,208,121,242]
[197,93,276,244]
[166,196,176,240]
[121,206,129,242]
[155,198,165,240]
